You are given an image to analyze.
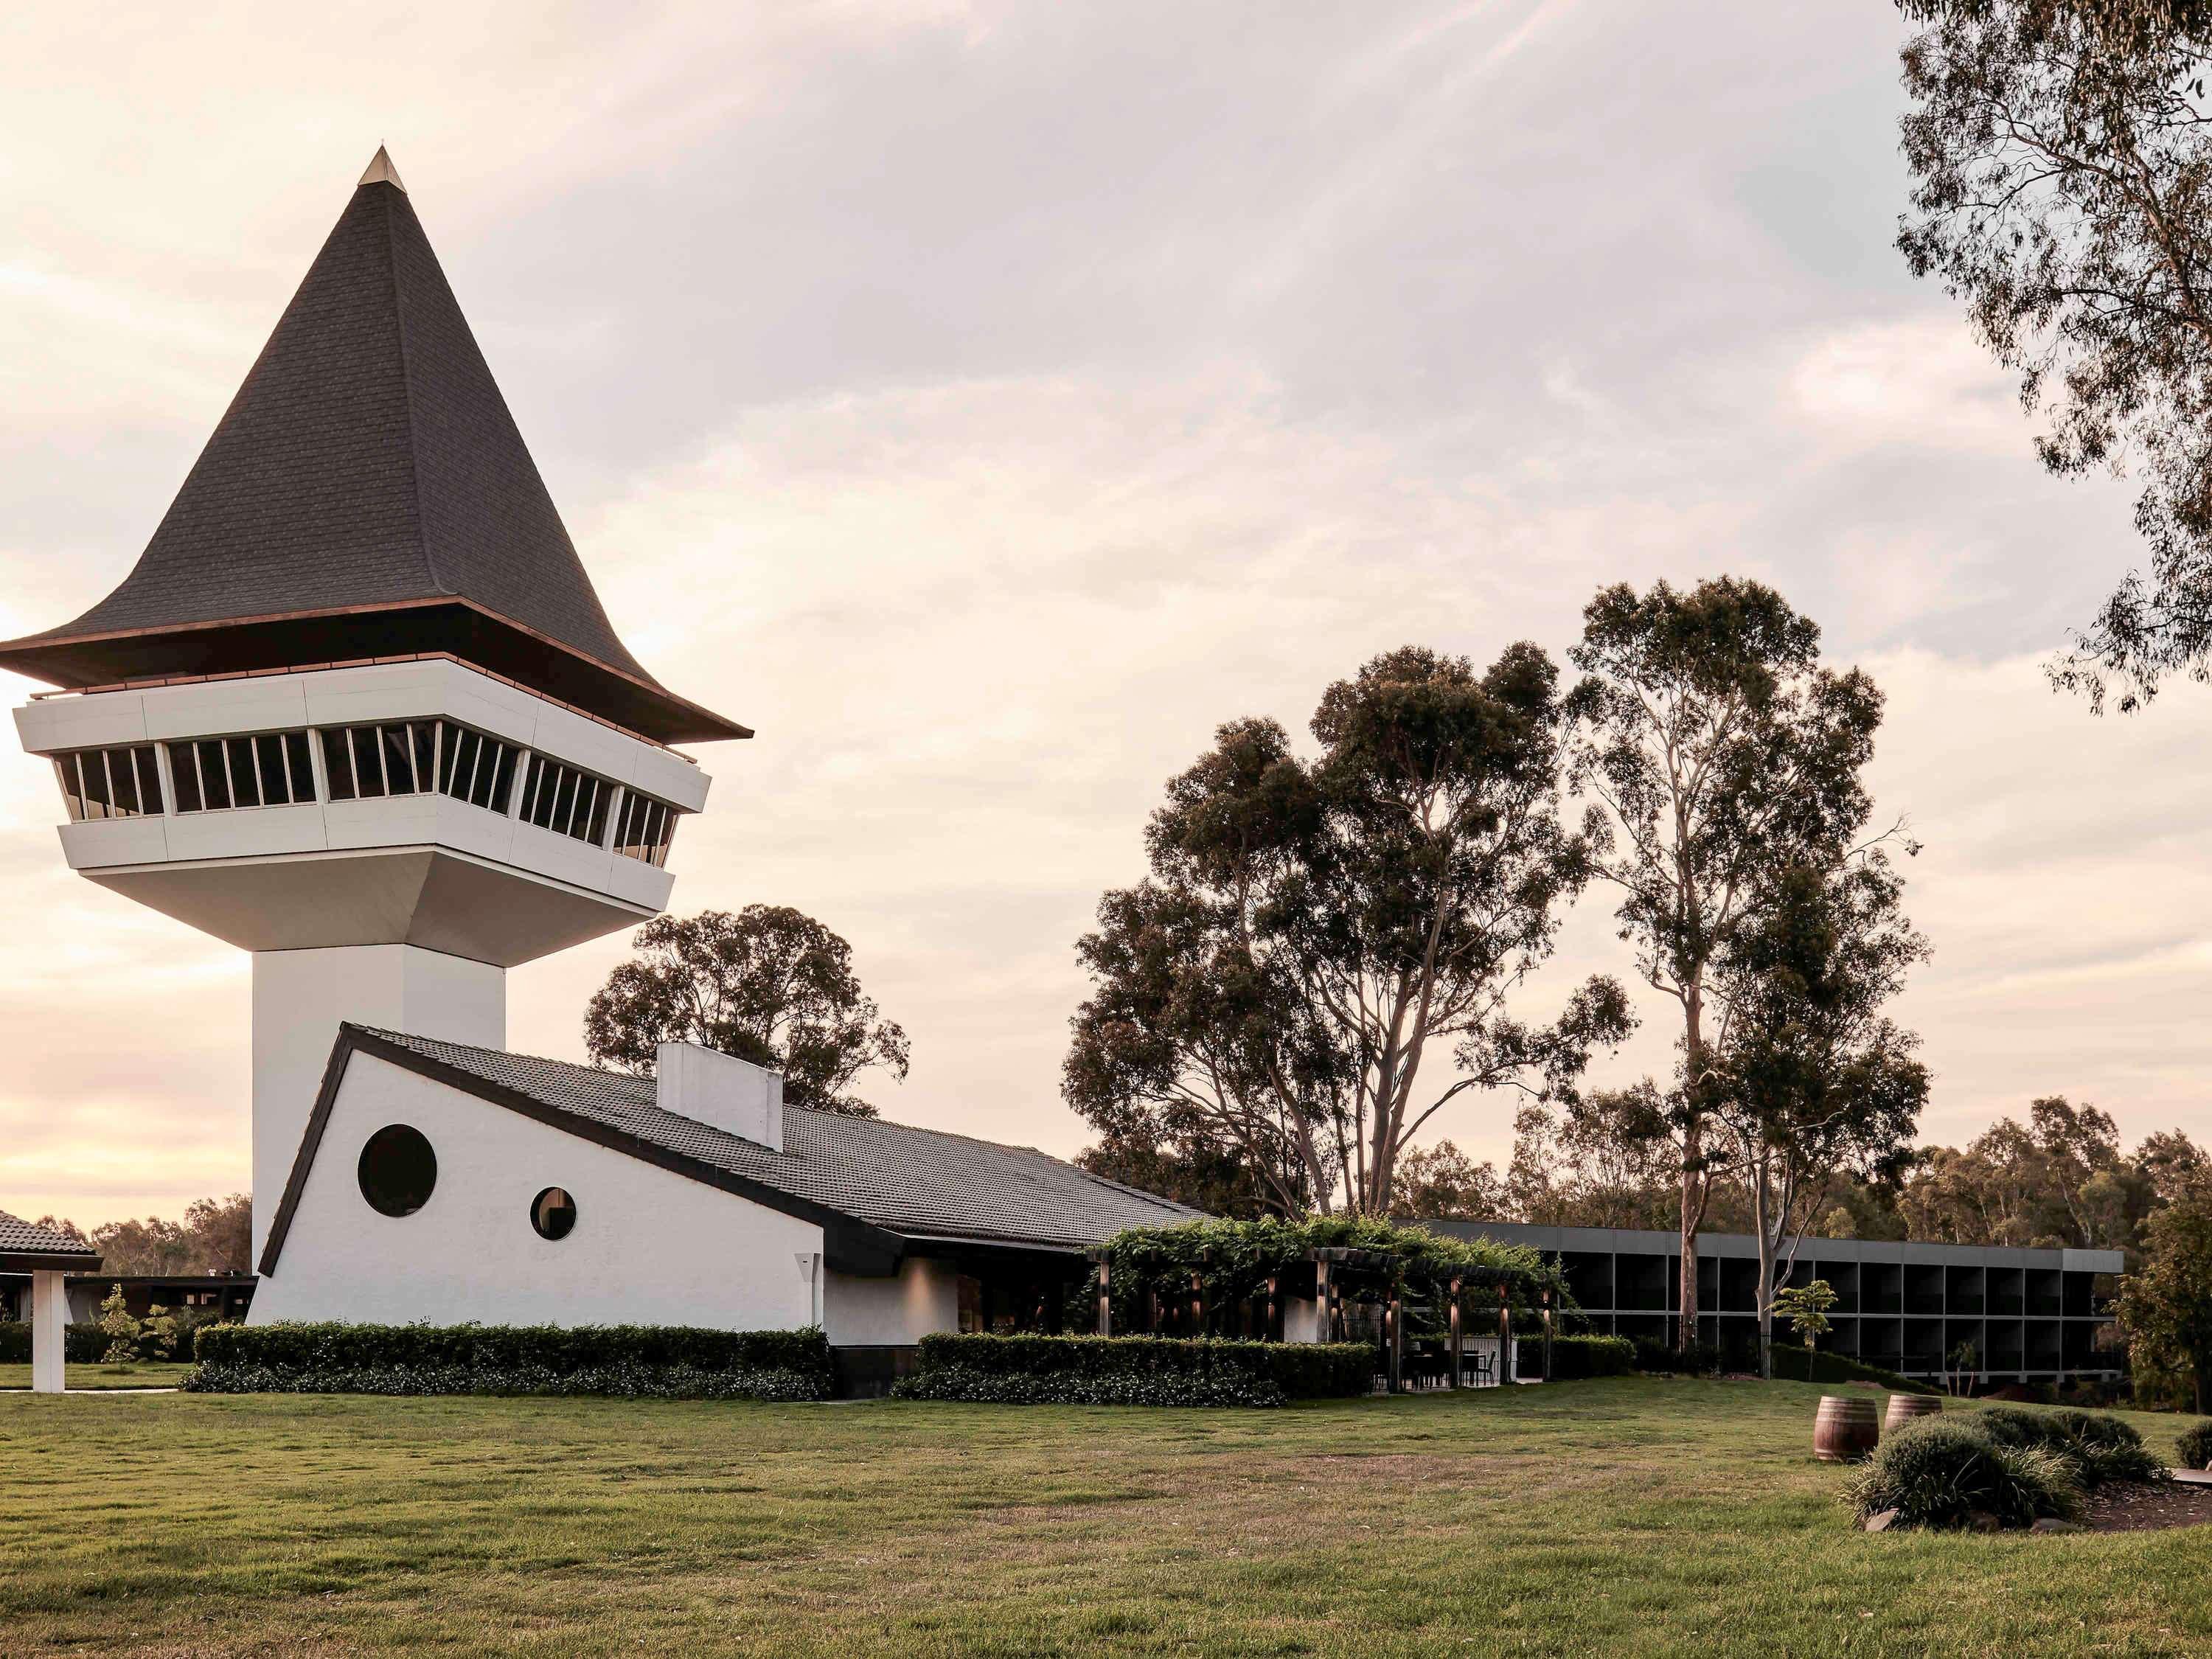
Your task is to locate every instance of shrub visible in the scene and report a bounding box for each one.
[1546,1335,1635,1380]
[893,1334,1373,1408]
[2175,1422,2212,1471]
[186,1322,832,1399]
[96,1286,139,1365]
[1632,1338,1720,1377]
[1843,1417,2084,1531]
[894,1365,1287,1408]
[1977,1405,2168,1487]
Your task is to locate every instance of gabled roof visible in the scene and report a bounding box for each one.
[260,1026,1202,1277]
[0,151,748,747]
[0,1209,101,1272]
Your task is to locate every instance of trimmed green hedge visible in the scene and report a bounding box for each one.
[186,1322,831,1399]
[0,1323,110,1364]
[893,1334,1374,1407]
[1770,1346,1939,1395]
[1545,1334,1635,1380]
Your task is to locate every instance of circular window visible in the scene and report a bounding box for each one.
[531,1186,577,1241]
[358,1124,437,1217]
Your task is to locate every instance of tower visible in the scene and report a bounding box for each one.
[2,150,748,1260]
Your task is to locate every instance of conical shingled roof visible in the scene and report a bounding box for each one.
[0,154,748,746]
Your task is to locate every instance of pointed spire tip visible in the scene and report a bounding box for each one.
[358,146,406,193]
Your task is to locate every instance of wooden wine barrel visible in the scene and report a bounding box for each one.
[1814,1394,1880,1463]
[1883,1394,1942,1435]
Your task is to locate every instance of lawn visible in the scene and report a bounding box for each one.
[1,1378,2207,1658]
[0,1361,192,1391]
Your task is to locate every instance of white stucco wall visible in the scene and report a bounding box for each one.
[251,945,506,1262]
[823,1256,961,1346]
[251,1053,824,1329]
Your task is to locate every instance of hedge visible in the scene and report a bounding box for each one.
[1770,1346,1940,1395]
[892,1333,1374,1407]
[1545,1334,1635,1380]
[0,1323,111,1364]
[186,1322,832,1399]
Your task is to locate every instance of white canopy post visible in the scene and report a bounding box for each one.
[31,1270,66,1394]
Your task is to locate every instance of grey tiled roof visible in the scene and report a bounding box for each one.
[15,178,644,677]
[0,173,745,745]
[0,1209,98,1260]
[356,1028,1204,1250]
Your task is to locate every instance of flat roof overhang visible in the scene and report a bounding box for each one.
[0,1252,101,1274]
[0,597,750,748]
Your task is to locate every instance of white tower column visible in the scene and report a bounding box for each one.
[251,944,506,1260]
[31,1270,67,1394]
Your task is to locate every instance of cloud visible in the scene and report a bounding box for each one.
[4,1,2210,1228]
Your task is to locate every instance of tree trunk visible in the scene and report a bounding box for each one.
[1677,994,1704,1353]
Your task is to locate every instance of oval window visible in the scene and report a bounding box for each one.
[358,1124,437,1217]
[531,1186,577,1241]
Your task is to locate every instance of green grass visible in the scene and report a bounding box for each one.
[0,1361,193,1391]
[0,1378,2205,1656]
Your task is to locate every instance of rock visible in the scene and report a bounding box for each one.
[1863,1509,1902,1533]
[1967,1510,2003,1532]
[2030,1517,2085,1534]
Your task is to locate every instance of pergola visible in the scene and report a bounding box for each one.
[1,1211,100,1394]
[1091,1241,1558,1391]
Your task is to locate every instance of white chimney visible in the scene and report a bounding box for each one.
[655,1041,785,1152]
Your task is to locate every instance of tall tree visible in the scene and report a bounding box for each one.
[1565,577,1890,1347]
[1708,858,1930,1376]
[1065,644,1631,1217]
[585,907,910,1117]
[1391,1140,1508,1220]
[1900,1099,2185,1256]
[1898,1,2212,709]
[2116,1189,2212,1411]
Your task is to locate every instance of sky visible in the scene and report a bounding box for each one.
[4,1,2208,1229]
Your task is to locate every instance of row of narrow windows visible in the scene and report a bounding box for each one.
[53,724,680,865]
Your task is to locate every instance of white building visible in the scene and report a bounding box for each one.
[4,151,1194,1392]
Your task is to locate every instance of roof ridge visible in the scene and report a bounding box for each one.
[351,1025,1191,1205]
[374,184,445,602]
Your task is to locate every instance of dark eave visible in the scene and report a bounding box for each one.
[0,1252,103,1274]
[0,599,751,747]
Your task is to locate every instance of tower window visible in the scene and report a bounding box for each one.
[55,745,165,821]
[518,754,613,846]
[612,789,681,866]
[322,720,520,813]
[357,1124,437,1217]
[170,731,315,813]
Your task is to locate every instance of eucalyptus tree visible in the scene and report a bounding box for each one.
[1708,858,1930,1377]
[1564,578,1890,1346]
[1065,644,1631,1217]
[585,906,910,1117]
[1898,0,2212,708]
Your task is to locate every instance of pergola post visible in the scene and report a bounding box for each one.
[1265,1276,1279,1342]
[1498,1283,1512,1386]
[1449,1276,1463,1391]
[1096,1256,1111,1338]
[1386,1295,1402,1394]
[1314,1256,1332,1344]
[1541,1288,1554,1382]
[31,1270,66,1395]
[1191,1270,1203,1336]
